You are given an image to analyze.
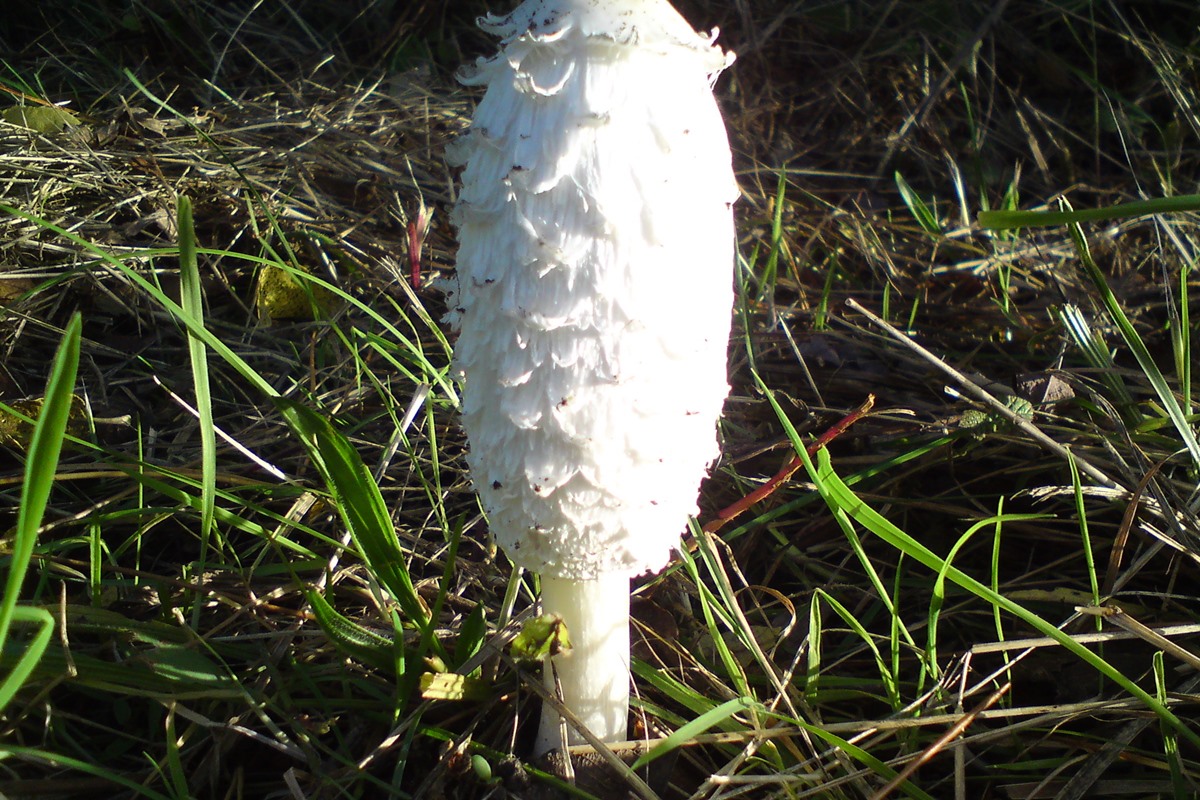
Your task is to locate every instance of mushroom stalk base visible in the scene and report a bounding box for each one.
[535,573,631,757]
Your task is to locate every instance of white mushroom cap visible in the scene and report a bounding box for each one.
[449,0,738,580]
[467,0,733,66]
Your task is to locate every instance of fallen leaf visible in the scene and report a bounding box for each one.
[1015,371,1075,405]
[3,105,80,134]
[0,277,35,304]
[419,672,492,702]
[254,264,336,323]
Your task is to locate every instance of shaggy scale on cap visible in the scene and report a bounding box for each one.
[448,0,737,580]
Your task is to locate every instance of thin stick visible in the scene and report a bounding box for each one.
[868,682,1011,800]
[844,297,1121,490]
[1102,459,1161,595]
[703,394,875,535]
[1077,605,1200,671]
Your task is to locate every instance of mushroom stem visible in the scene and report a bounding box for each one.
[535,573,631,756]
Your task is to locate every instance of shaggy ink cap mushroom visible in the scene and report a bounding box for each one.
[448,0,737,753]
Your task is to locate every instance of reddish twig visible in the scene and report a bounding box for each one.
[0,85,57,105]
[703,394,875,535]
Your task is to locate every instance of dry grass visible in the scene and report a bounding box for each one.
[2,1,1200,798]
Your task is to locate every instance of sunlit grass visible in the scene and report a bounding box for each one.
[0,315,81,710]
[1,1,1199,798]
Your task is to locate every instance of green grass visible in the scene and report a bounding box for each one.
[1,0,1199,798]
[0,315,81,710]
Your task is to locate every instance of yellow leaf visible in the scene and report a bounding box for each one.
[3,105,80,134]
[419,672,491,702]
[254,264,336,324]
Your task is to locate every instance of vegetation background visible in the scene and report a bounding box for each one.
[1,0,1199,798]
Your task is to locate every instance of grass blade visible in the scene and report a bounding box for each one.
[307,590,398,673]
[0,746,176,800]
[0,606,53,710]
[177,195,217,623]
[0,203,277,398]
[0,314,81,652]
[1066,219,1200,468]
[272,397,443,662]
[978,193,1200,229]
[896,172,942,235]
[803,445,1200,751]
[1058,303,1137,416]
[630,696,758,770]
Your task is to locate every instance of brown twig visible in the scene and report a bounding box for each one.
[868,682,1012,800]
[703,394,875,535]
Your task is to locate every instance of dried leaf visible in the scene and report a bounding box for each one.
[0,278,35,305]
[1015,371,1076,405]
[3,105,80,134]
